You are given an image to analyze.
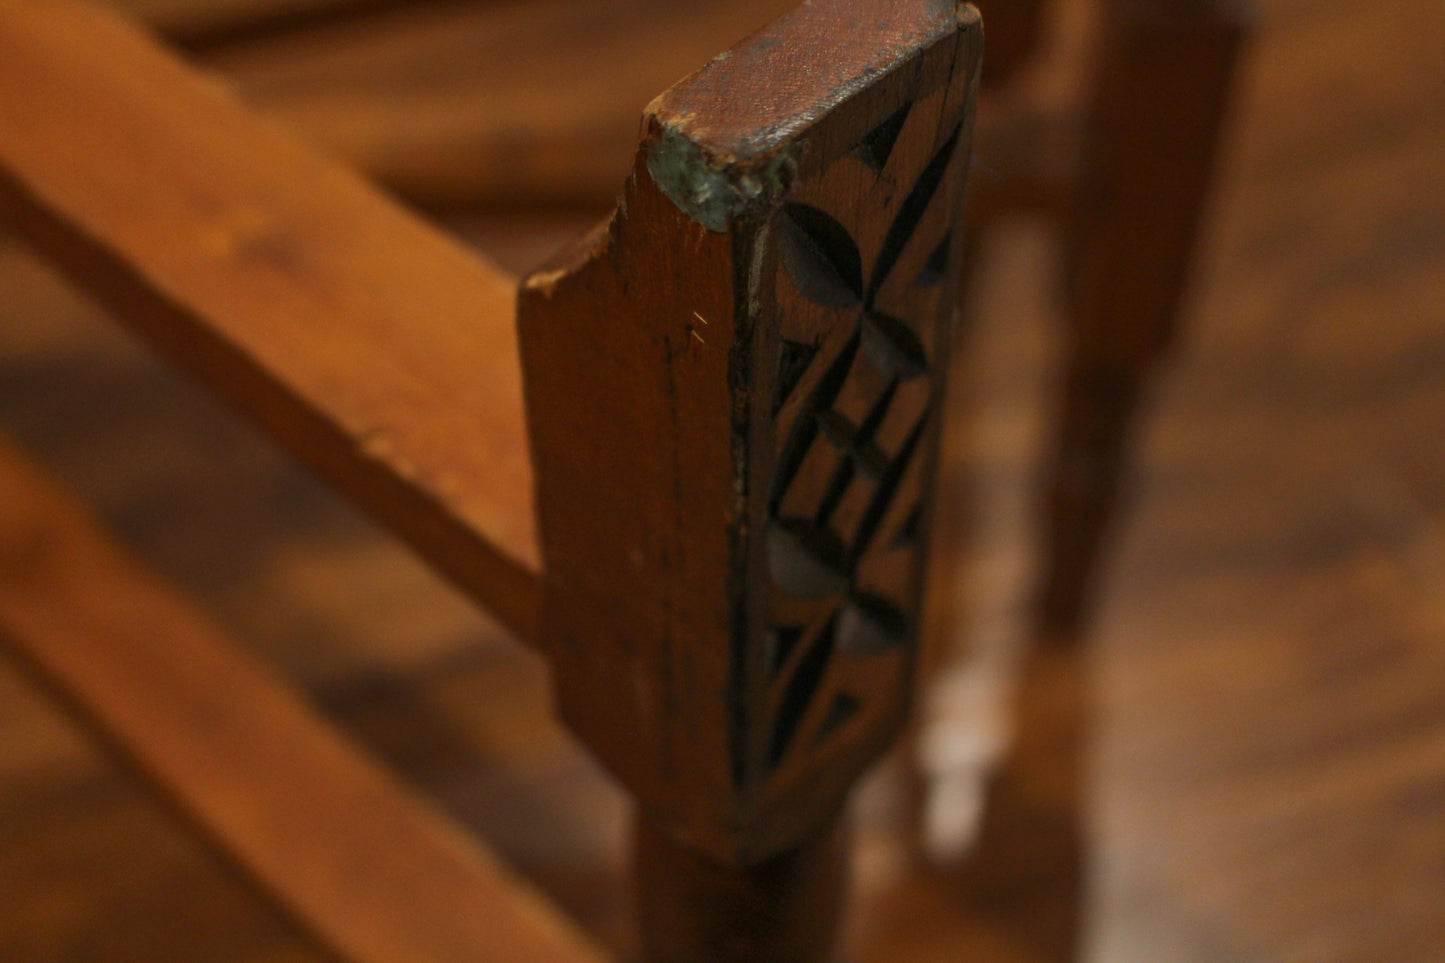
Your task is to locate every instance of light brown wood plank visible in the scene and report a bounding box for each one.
[0,0,541,641]
[0,434,607,963]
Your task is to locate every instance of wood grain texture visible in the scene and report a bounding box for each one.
[0,436,606,963]
[519,0,981,865]
[0,0,542,641]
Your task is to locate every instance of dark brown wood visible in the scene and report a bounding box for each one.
[972,0,1051,87]
[0,0,542,642]
[635,816,848,963]
[519,0,982,873]
[0,435,607,963]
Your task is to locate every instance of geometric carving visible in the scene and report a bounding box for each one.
[760,119,965,777]
[850,103,912,175]
[518,0,981,864]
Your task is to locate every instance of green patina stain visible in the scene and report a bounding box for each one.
[646,125,802,233]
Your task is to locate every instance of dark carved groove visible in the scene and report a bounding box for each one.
[890,502,922,548]
[812,434,856,528]
[767,518,849,598]
[851,103,911,174]
[769,330,860,513]
[867,121,963,299]
[813,692,862,746]
[814,372,897,527]
[773,339,820,416]
[769,615,838,770]
[915,231,951,287]
[771,624,807,677]
[846,408,930,567]
[861,311,929,380]
[837,593,908,655]
[776,202,864,308]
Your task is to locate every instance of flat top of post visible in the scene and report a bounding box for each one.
[649,0,979,160]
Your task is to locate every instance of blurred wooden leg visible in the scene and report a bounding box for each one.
[957,3,1251,958]
[1037,359,1147,635]
[1041,0,1250,636]
[636,814,849,963]
[967,643,1088,961]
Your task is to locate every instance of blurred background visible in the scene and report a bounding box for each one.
[1,0,1442,960]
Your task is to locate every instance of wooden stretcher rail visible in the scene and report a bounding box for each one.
[0,0,542,642]
[0,435,607,963]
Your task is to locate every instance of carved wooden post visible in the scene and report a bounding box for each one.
[518,2,981,958]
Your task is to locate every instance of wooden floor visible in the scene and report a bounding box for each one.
[2,0,1444,959]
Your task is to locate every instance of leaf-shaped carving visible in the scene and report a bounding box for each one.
[777,202,864,308]
[837,593,908,655]
[767,518,849,597]
[813,692,862,745]
[861,310,929,380]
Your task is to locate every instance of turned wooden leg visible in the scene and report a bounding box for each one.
[965,3,1251,957]
[636,814,849,963]
[1037,360,1148,635]
[1041,0,1250,637]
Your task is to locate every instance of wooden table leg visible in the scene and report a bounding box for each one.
[1042,0,1250,636]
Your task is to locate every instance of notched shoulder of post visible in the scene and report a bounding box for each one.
[644,121,802,233]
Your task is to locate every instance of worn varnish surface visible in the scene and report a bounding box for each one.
[2,0,1444,959]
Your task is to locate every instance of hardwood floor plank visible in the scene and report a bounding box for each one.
[0,435,606,963]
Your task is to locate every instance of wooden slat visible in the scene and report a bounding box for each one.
[0,436,607,963]
[0,0,542,641]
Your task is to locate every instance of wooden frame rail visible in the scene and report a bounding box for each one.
[0,0,542,641]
